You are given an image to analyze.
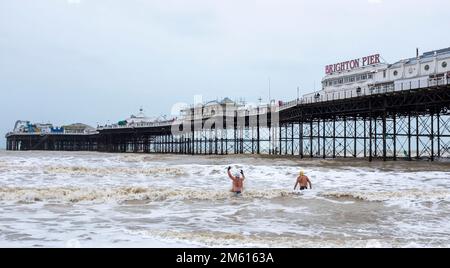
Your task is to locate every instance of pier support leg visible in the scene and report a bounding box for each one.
[192,124,195,155]
[354,116,357,157]
[256,114,260,154]
[299,120,303,158]
[251,127,255,154]
[291,123,294,155]
[431,113,434,161]
[220,129,224,155]
[437,113,441,158]
[233,115,238,154]
[323,119,326,159]
[374,118,378,158]
[363,117,367,158]
[369,117,373,162]
[285,124,288,155]
[416,115,420,159]
[225,128,228,155]
[215,129,218,155]
[333,118,336,158]
[309,120,313,158]
[240,125,245,154]
[383,112,387,161]
[408,114,412,160]
[344,117,347,158]
[393,114,397,161]
[317,120,320,157]
[279,124,282,155]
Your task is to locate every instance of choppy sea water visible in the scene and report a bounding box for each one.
[0,150,450,248]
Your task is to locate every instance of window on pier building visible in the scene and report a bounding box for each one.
[383,70,386,78]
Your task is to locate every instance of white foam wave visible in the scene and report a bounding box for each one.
[2,185,449,205]
[0,187,293,203]
[125,229,436,248]
[321,189,450,202]
[44,166,186,177]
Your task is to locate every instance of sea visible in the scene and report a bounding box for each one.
[0,150,449,247]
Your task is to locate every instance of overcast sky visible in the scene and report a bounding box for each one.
[1,0,450,148]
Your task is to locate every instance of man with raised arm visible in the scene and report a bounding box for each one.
[227,166,245,195]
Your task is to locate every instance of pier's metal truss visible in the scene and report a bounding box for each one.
[6,84,450,161]
[6,134,98,151]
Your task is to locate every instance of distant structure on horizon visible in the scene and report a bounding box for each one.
[10,120,96,135]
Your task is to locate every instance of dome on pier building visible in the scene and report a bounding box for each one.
[126,107,157,124]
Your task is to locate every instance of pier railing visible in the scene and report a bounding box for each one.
[97,120,177,130]
[286,76,449,107]
[95,77,449,130]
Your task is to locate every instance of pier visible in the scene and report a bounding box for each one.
[6,78,450,161]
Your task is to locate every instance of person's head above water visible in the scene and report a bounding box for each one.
[299,170,305,176]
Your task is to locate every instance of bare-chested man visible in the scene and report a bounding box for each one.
[294,170,312,190]
[227,166,245,195]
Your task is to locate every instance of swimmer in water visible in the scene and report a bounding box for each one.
[227,166,245,195]
[294,170,312,191]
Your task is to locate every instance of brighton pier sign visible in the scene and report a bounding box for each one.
[325,54,381,75]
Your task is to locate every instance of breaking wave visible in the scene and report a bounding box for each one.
[2,186,449,204]
[0,186,293,203]
[44,166,187,177]
[321,189,450,202]
[126,229,424,248]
